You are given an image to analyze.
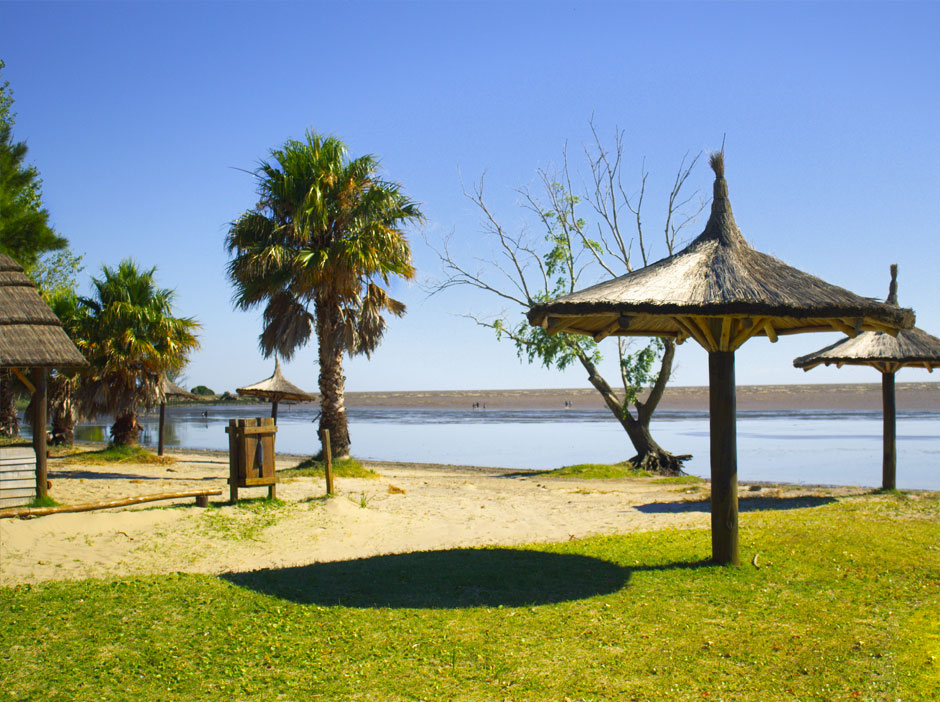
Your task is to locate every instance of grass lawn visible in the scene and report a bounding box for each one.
[1,493,938,701]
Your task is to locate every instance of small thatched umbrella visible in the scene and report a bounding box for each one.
[157,377,198,456]
[794,265,940,490]
[0,253,87,499]
[527,154,914,565]
[236,357,316,424]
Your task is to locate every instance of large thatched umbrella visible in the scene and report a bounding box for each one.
[527,154,914,565]
[0,253,87,499]
[156,377,198,456]
[236,357,316,424]
[794,265,940,490]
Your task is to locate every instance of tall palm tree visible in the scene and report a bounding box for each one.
[226,131,422,458]
[75,260,200,446]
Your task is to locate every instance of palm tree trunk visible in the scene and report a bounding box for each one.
[316,298,351,458]
[111,412,140,446]
[0,370,20,438]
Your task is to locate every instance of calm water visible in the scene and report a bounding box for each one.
[68,404,940,491]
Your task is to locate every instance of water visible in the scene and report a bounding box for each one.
[65,404,940,491]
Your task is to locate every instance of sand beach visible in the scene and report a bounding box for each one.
[0,447,870,587]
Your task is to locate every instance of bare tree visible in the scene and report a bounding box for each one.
[429,126,703,474]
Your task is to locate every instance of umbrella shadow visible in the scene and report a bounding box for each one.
[48,469,218,482]
[220,548,713,609]
[634,494,836,514]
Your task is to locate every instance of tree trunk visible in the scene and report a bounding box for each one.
[0,370,20,438]
[315,298,351,458]
[51,399,76,446]
[111,412,140,446]
[575,341,688,475]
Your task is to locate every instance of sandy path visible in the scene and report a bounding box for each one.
[0,450,861,586]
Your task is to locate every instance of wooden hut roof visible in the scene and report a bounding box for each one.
[0,253,87,369]
[794,266,940,372]
[527,154,914,352]
[162,377,198,400]
[236,357,316,402]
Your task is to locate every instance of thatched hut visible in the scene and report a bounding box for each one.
[156,377,198,456]
[527,154,914,565]
[236,357,316,423]
[794,265,940,489]
[0,253,86,501]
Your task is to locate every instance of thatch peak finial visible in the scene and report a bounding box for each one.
[709,151,725,179]
[886,264,899,307]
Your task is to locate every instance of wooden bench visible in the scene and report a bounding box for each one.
[0,488,223,519]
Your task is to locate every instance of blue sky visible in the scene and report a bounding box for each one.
[3,1,939,394]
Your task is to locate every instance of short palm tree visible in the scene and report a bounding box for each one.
[75,260,200,445]
[226,131,422,458]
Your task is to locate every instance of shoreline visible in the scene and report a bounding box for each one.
[167,381,940,412]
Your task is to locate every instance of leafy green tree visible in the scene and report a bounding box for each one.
[0,60,70,437]
[432,127,702,474]
[226,130,422,458]
[190,385,214,396]
[74,260,201,445]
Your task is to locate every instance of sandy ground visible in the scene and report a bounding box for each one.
[0,449,868,587]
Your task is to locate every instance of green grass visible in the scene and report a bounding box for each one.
[25,494,59,508]
[541,462,653,479]
[653,474,706,484]
[278,455,378,480]
[57,444,175,466]
[1,492,938,701]
[197,498,294,542]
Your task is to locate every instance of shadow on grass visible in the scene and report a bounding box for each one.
[221,548,711,609]
[635,494,836,514]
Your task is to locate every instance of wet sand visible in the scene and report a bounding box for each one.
[343,382,940,411]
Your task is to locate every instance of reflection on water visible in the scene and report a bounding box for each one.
[61,403,940,490]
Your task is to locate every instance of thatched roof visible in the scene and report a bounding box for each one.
[527,154,914,352]
[236,357,316,402]
[162,377,198,400]
[794,265,940,373]
[0,253,87,369]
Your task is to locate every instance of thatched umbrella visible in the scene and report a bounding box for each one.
[156,377,198,456]
[236,357,316,424]
[794,265,940,490]
[0,253,87,499]
[527,154,914,565]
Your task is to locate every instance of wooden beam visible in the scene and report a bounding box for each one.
[829,319,856,336]
[719,317,733,352]
[11,368,35,394]
[31,368,47,500]
[693,317,719,352]
[674,317,710,350]
[546,317,576,335]
[0,489,223,519]
[729,317,765,351]
[763,319,778,343]
[593,319,622,342]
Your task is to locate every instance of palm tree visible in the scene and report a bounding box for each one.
[75,260,200,446]
[226,131,422,458]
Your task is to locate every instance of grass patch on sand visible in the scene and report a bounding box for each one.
[197,497,294,542]
[57,444,175,466]
[543,462,653,479]
[652,474,706,484]
[279,455,378,479]
[2,491,937,700]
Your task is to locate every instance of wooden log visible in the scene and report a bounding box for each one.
[709,350,739,566]
[882,371,897,491]
[32,368,48,500]
[0,489,223,519]
[322,429,334,495]
[158,402,167,456]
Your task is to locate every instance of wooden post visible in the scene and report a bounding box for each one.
[272,399,279,425]
[31,368,48,500]
[158,402,166,456]
[709,351,739,565]
[882,371,896,491]
[227,418,238,503]
[322,429,334,495]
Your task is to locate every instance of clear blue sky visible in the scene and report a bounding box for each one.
[3,1,939,394]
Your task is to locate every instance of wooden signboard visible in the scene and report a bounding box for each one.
[225,418,277,502]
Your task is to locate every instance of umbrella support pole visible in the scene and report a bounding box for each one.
[31,368,48,500]
[882,371,896,491]
[709,351,739,565]
[158,402,166,456]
